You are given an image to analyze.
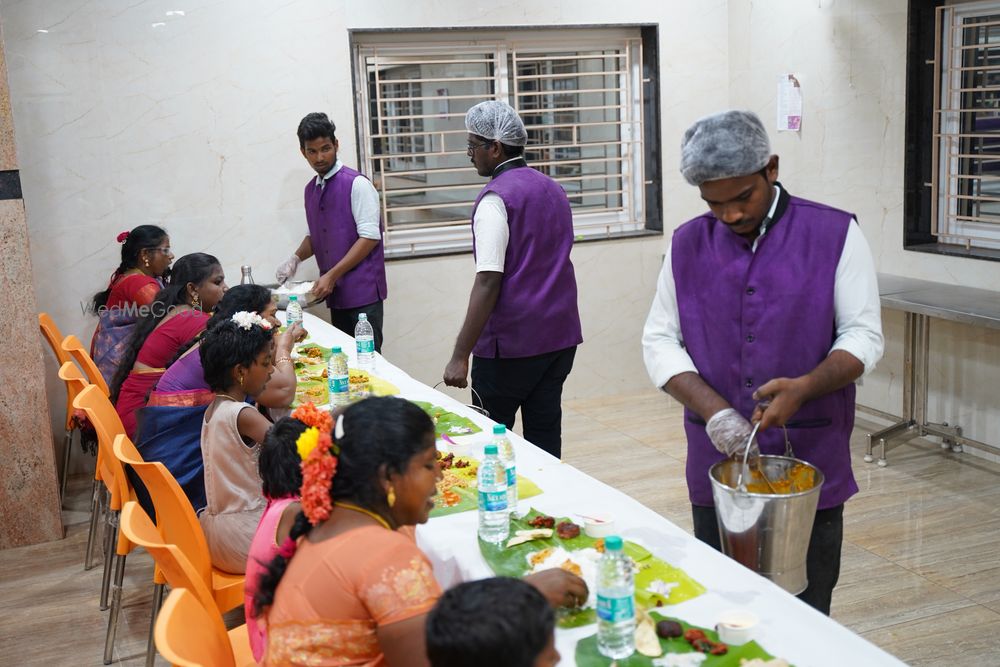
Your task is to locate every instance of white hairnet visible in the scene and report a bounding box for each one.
[680,110,771,185]
[465,100,528,147]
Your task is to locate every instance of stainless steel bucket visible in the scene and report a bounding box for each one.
[708,433,824,595]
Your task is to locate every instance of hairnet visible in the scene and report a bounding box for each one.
[680,110,771,185]
[465,100,528,147]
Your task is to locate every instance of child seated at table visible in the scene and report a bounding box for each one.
[425,577,560,667]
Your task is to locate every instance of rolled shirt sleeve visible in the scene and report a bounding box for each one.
[830,219,884,375]
[350,175,383,241]
[642,244,699,389]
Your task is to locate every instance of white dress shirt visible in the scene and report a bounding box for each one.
[642,185,884,390]
[471,157,527,273]
[316,160,382,241]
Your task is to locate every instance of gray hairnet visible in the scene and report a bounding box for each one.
[465,100,528,147]
[680,110,771,185]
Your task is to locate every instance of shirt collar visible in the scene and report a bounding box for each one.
[315,159,343,188]
[491,156,527,179]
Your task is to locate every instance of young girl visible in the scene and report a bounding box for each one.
[198,312,276,574]
[244,412,312,662]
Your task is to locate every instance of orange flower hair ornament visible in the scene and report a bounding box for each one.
[292,403,339,525]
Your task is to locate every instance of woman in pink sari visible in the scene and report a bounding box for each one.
[90,225,173,387]
[110,253,227,439]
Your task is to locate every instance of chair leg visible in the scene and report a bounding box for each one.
[99,508,118,610]
[145,582,166,667]
[84,480,101,570]
[103,551,127,665]
[59,427,74,506]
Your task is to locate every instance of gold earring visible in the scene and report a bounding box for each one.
[143,257,150,268]
[192,293,201,309]
[239,373,245,389]
[387,486,396,508]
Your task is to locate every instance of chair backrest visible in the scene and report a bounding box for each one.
[154,587,236,667]
[74,384,129,509]
[57,361,90,423]
[113,434,215,588]
[40,313,75,430]
[62,334,110,397]
[120,502,219,614]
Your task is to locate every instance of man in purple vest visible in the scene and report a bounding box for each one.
[642,110,883,614]
[442,101,583,458]
[275,112,388,350]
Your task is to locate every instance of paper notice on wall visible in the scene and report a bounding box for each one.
[777,74,802,132]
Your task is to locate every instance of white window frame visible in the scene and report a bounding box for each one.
[352,27,646,258]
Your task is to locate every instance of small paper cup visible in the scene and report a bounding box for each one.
[715,609,758,645]
[583,513,615,538]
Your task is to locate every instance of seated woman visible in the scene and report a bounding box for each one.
[110,253,225,439]
[90,225,172,386]
[245,413,309,662]
[198,312,276,574]
[253,397,587,667]
[136,285,302,511]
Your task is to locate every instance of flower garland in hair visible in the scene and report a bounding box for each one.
[292,402,338,525]
[231,310,274,331]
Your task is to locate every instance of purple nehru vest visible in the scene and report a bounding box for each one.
[304,165,388,310]
[471,166,583,358]
[672,195,858,510]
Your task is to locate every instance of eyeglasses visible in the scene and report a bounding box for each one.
[150,247,173,255]
[466,141,493,155]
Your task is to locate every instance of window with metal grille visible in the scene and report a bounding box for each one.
[351,27,654,258]
[933,1,1000,251]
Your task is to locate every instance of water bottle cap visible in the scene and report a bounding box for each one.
[331,346,342,353]
[288,295,298,302]
[358,313,368,321]
[484,444,498,455]
[492,424,506,435]
[604,535,623,551]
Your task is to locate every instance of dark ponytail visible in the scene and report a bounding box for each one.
[251,397,435,618]
[109,252,220,403]
[91,225,167,313]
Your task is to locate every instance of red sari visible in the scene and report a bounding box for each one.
[115,309,210,439]
[106,273,161,309]
[91,273,163,386]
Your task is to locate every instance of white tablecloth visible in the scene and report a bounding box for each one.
[298,312,905,667]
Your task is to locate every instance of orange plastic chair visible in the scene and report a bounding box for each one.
[62,334,111,397]
[73,384,140,664]
[39,313,77,502]
[113,434,245,614]
[154,587,254,667]
[57,362,104,570]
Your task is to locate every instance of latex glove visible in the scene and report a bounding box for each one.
[706,408,754,457]
[275,255,301,285]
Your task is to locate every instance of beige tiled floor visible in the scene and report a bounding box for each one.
[3,390,1000,665]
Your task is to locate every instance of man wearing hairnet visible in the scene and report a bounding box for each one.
[443,101,583,458]
[642,110,883,614]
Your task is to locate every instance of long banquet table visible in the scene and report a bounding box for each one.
[299,311,905,667]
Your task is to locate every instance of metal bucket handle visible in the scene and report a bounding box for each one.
[431,382,490,417]
[735,422,794,492]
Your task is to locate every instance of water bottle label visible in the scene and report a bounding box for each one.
[329,376,349,394]
[356,339,375,354]
[478,490,508,512]
[505,465,516,488]
[596,595,634,623]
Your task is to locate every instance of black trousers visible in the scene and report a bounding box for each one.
[692,503,844,615]
[329,300,384,353]
[471,346,577,459]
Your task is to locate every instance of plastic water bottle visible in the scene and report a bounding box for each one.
[354,313,376,372]
[327,346,350,408]
[477,444,509,545]
[596,535,636,659]
[286,295,303,328]
[492,425,517,514]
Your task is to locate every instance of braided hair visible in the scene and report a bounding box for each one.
[252,397,434,618]
[108,252,220,404]
[91,225,167,312]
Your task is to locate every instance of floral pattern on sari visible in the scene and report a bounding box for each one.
[265,618,380,666]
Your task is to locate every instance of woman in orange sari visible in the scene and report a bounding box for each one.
[90,225,174,386]
[252,398,586,667]
[110,253,227,439]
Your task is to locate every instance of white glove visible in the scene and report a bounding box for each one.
[275,255,301,284]
[706,408,754,457]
